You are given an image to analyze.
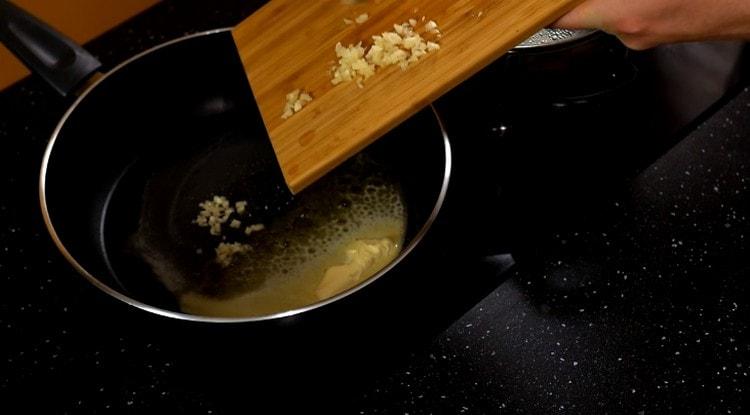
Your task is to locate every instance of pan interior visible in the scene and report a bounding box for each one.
[43,31,448,318]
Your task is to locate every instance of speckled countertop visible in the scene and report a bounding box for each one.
[1,1,748,414]
[357,85,750,414]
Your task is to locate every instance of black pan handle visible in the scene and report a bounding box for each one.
[0,0,101,96]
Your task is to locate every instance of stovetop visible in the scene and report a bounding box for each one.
[356,39,750,414]
[1,1,748,413]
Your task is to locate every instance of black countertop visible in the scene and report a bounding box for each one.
[358,85,750,414]
[1,1,748,413]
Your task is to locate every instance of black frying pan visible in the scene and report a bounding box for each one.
[0,1,451,322]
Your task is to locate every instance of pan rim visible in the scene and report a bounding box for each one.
[39,28,452,323]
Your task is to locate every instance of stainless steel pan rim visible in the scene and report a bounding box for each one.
[38,28,453,324]
[514,28,598,50]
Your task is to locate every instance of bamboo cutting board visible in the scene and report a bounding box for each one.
[233,0,583,193]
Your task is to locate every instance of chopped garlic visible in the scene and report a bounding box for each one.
[425,20,440,34]
[382,31,402,45]
[193,196,267,267]
[331,42,375,85]
[235,200,248,215]
[245,223,266,236]
[355,13,369,24]
[370,20,437,69]
[215,242,252,267]
[194,196,234,236]
[330,18,441,85]
[281,89,313,120]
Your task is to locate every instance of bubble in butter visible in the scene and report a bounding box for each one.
[178,155,407,318]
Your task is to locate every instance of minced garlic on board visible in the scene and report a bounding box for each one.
[355,13,369,24]
[330,19,441,87]
[282,17,442,116]
[331,42,375,87]
[281,89,313,120]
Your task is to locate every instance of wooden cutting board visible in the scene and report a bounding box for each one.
[233,0,583,193]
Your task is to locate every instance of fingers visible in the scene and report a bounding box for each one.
[553,3,659,50]
[552,1,607,30]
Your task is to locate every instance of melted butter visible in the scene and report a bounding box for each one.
[176,155,407,318]
[315,238,397,299]
[180,221,402,318]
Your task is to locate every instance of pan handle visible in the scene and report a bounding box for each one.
[0,0,101,96]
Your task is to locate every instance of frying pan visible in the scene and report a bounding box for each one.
[0,1,451,322]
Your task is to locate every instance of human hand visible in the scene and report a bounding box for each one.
[554,0,750,50]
